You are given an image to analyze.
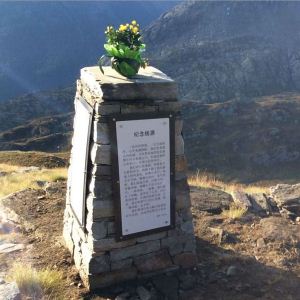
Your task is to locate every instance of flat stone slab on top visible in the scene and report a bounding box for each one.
[80,66,178,102]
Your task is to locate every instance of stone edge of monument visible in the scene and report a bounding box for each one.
[80,66,178,102]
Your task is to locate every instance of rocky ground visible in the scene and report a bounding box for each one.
[1,169,300,299]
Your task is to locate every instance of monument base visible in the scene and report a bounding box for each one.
[63,66,197,290]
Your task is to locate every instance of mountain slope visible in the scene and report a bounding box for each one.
[183,92,300,183]
[145,1,300,102]
[0,1,177,101]
[0,113,73,152]
[0,87,74,132]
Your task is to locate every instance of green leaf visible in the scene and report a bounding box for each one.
[104,44,119,57]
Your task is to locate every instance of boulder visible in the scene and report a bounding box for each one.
[231,190,252,209]
[190,187,233,213]
[270,183,300,207]
[0,282,21,300]
[248,193,272,214]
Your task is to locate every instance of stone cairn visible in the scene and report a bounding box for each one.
[63,66,197,290]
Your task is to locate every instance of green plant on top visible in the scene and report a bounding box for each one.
[98,20,147,78]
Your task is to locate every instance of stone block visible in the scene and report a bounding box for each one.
[175,155,188,173]
[173,252,198,269]
[156,101,181,112]
[121,104,158,114]
[110,240,160,261]
[82,86,95,107]
[181,220,195,235]
[87,267,138,290]
[134,249,173,273]
[161,236,188,256]
[90,143,111,165]
[107,221,116,235]
[86,219,108,240]
[179,208,193,222]
[175,135,184,156]
[176,192,191,210]
[93,121,110,145]
[88,237,136,252]
[81,66,178,102]
[88,178,112,199]
[73,245,83,270]
[111,258,133,271]
[175,118,183,136]
[95,102,120,115]
[183,236,197,253]
[86,196,114,219]
[82,254,110,274]
[136,231,167,243]
[92,165,112,177]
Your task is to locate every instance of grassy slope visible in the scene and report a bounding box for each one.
[183,92,300,184]
[0,151,69,168]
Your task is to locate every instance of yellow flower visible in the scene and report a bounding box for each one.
[119,24,127,32]
[131,20,137,26]
[132,26,138,34]
[130,24,133,30]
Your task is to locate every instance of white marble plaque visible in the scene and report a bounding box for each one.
[116,118,171,236]
[69,98,93,226]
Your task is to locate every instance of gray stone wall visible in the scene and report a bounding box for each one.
[63,66,197,290]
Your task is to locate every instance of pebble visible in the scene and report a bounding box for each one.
[256,238,266,249]
[226,265,238,277]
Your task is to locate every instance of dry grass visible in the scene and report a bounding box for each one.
[0,167,67,198]
[7,263,64,299]
[188,171,268,194]
[221,204,248,220]
[0,163,20,173]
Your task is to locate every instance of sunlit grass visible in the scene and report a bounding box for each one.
[221,204,247,220]
[7,263,64,299]
[0,163,20,173]
[0,168,67,198]
[188,171,268,195]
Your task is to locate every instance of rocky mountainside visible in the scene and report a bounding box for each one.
[0,88,74,152]
[182,92,300,183]
[0,87,74,132]
[0,1,177,101]
[145,1,300,102]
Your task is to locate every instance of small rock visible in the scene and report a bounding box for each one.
[0,278,5,284]
[0,282,21,300]
[226,265,238,277]
[35,180,47,188]
[256,238,266,249]
[0,243,24,254]
[77,283,83,288]
[136,286,151,300]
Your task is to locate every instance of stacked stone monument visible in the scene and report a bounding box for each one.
[63,66,197,290]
